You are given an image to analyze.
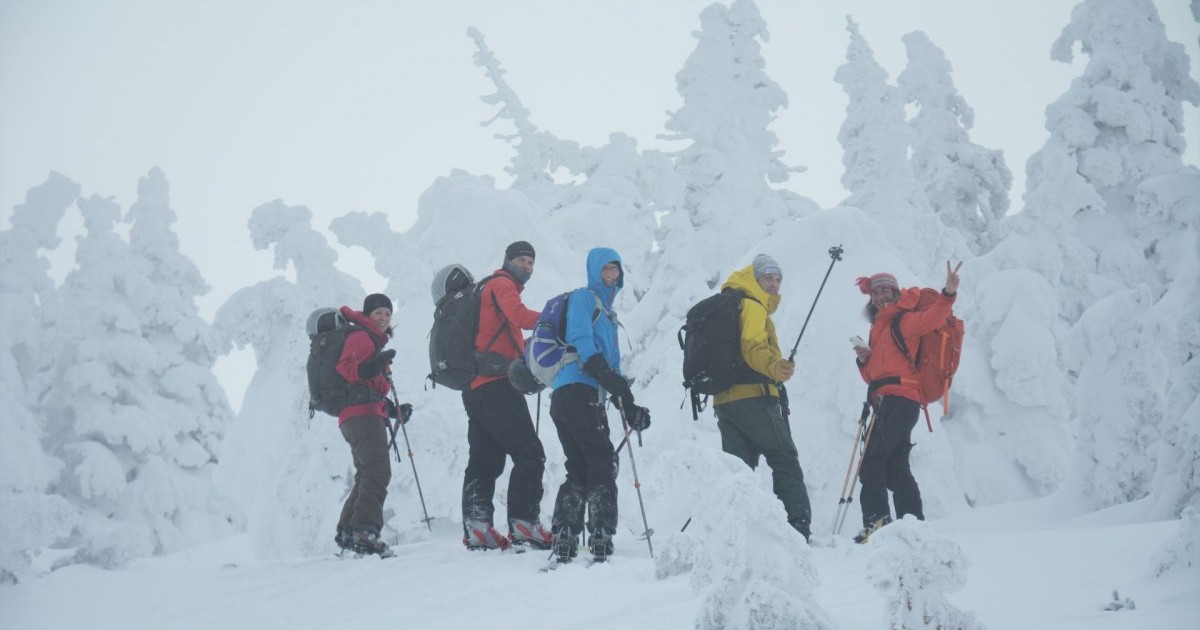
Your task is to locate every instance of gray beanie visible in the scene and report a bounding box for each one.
[752,254,782,279]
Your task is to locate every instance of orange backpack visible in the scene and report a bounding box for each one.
[890,288,964,412]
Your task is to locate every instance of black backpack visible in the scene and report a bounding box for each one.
[306,307,384,417]
[678,288,771,419]
[427,274,514,390]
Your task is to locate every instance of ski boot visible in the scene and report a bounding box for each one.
[588,531,614,563]
[508,518,554,550]
[552,526,578,564]
[334,526,354,552]
[853,516,891,544]
[350,529,394,558]
[463,520,512,551]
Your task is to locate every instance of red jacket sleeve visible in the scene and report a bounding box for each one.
[337,329,376,383]
[488,279,541,330]
[897,291,956,340]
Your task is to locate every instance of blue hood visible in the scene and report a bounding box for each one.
[586,246,623,308]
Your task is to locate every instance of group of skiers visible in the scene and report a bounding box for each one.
[329,240,962,562]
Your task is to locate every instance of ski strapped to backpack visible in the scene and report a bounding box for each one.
[888,287,965,427]
[525,289,605,388]
[678,288,772,420]
[306,307,385,418]
[427,272,520,390]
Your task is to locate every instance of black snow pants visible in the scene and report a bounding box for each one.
[461,378,547,529]
[549,383,618,537]
[858,395,924,526]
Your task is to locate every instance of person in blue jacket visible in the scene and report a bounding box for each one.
[549,247,651,564]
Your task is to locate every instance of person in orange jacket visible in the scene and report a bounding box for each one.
[852,261,962,543]
[460,241,554,551]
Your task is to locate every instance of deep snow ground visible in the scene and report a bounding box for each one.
[4,500,1197,630]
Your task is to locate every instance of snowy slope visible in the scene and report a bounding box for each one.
[4,500,1197,629]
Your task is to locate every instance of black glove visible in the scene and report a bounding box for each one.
[583,354,632,401]
[626,405,651,432]
[398,403,413,425]
[358,349,397,379]
[385,398,398,419]
[608,391,637,416]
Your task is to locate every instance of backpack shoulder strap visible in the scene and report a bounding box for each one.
[347,323,385,352]
[890,311,914,364]
[587,289,605,323]
[478,274,520,353]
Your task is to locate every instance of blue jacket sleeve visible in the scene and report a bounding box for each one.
[565,289,601,364]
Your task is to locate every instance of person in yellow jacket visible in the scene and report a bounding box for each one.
[713,254,812,541]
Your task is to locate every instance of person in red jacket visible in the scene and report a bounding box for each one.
[334,293,404,557]
[851,261,962,543]
[461,241,554,551]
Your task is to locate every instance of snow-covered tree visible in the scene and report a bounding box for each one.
[1065,285,1171,509]
[212,200,365,559]
[0,173,80,583]
[1022,0,1200,321]
[468,27,567,209]
[867,518,987,630]
[653,444,834,630]
[1145,172,1200,518]
[898,31,1011,255]
[835,17,968,277]
[546,132,680,301]
[1151,506,1200,577]
[660,0,815,286]
[933,245,1072,504]
[39,190,229,568]
[124,167,238,519]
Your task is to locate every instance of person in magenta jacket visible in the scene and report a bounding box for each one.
[334,293,401,556]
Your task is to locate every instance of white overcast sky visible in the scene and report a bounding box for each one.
[2,0,1197,317]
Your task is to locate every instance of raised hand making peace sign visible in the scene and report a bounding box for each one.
[945,260,963,296]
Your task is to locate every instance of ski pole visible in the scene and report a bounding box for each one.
[787,244,844,362]
[833,406,877,536]
[831,402,869,534]
[535,390,541,434]
[385,418,403,463]
[387,377,434,532]
[617,405,654,557]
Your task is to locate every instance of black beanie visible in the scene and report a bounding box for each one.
[363,293,393,315]
[505,240,536,262]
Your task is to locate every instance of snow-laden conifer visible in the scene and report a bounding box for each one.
[653,444,834,630]
[1149,182,1200,516]
[468,27,567,209]
[867,518,986,630]
[1022,0,1200,321]
[41,190,226,567]
[0,173,79,582]
[545,132,678,301]
[834,17,968,278]
[660,0,814,286]
[1065,285,1170,509]
[212,200,365,558]
[125,168,238,522]
[1151,506,1200,577]
[898,31,1011,255]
